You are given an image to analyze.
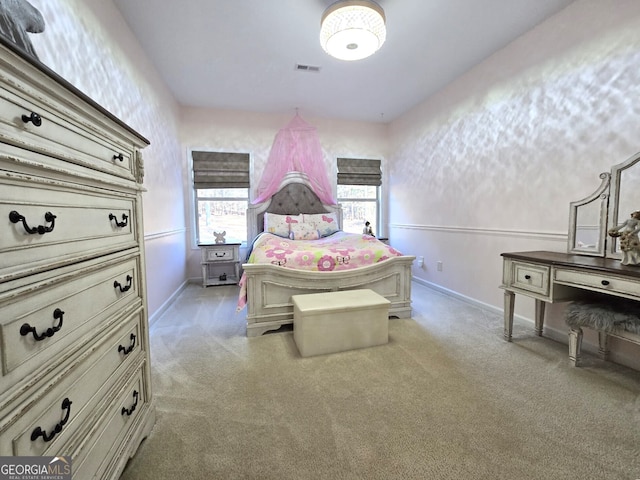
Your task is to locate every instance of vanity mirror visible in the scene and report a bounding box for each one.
[568,172,610,256]
[568,151,640,259]
[607,151,640,259]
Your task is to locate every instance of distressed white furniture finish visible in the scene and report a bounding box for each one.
[565,301,640,367]
[568,325,640,367]
[243,172,414,337]
[199,243,241,286]
[245,258,414,337]
[0,39,154,479]
[292,289,390,357]
[501,250,640,366]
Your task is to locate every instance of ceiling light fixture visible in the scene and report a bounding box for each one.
[320,0,386,61]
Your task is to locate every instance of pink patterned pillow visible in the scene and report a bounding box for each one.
[303,213,339,237]
[289,222,320,240]
[264,213,301,237]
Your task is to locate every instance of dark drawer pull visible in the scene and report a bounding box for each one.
[109,213,129,228]
[10,210,56,235]
[113,153,124,162]
[22,111,42,127]
[118,333,137,355]
[524,274,531,280]
[121,390,139,416]
[114,274,133,293]
[20,308,64,341]
[31,397,72,442]
[601,280,610,286]
[215,252,226,257]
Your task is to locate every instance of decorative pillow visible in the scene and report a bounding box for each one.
[303,212,339,237]
[289,222,320,240]
[264,213,301,237]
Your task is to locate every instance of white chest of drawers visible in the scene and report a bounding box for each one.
[0,39,154,479]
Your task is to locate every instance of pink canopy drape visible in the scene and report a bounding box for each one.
[253,115,336,205]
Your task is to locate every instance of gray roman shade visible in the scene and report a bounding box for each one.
[192,151,250,189]
[337,158,382,186]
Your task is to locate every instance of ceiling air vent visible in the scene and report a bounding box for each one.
[295,63,321,72]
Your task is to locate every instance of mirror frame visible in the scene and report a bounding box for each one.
[567,172,610,257]
[607,151,640,259]
[568,151,640,259]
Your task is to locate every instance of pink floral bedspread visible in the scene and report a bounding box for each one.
[236,231,402,311]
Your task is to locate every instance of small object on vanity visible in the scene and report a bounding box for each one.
[219,273,227,281]
[607,210,640,265]
[362,220,374,236]
[213,230,226,244]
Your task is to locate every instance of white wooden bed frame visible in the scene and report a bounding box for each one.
[243,172,414,337]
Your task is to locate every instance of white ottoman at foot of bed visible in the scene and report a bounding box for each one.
[292,289,391,357]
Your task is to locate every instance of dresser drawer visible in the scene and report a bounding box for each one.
[506,260,550,297]
[1,175,138,282]
[0,255,142,401]
[554,269,640,299]
[0,87,136,181]
[0,313,143,457]
[204,245,237,262]
[74,366,148,480]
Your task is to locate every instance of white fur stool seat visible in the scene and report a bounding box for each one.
[565,298,640,367]
[292,289,391,358]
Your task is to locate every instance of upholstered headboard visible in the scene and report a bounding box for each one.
[247,172,343,244]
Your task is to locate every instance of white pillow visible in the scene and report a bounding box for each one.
[289,222,320,240]
[264,213,302,237]
[303,212,339,237]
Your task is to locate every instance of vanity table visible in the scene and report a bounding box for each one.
[501,151,640,364]
[501,250,640,340]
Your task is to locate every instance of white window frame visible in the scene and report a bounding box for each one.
[194,188,249,244]
[337,184,381,236]
[188,149,252,248]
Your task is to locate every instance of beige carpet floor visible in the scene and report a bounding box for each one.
[119,282,640,480]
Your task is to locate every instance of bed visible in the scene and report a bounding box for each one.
[239,172,415,337]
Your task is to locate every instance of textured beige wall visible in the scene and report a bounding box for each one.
[388,0,640,367]
[29,0,188,320]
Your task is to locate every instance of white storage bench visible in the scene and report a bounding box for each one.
[292,289,391,357]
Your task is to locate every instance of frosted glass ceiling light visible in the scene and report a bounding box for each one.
[320,0,386,61]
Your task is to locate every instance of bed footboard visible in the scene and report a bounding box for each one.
[242,256,415,336]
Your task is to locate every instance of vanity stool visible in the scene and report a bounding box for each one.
[565,299,640,366]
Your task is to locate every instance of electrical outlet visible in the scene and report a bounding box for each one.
[437,261,443,271]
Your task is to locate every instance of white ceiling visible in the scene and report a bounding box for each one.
[113,0,576,123]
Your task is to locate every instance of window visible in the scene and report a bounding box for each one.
[337,158,381,235]
[192,151,250,244]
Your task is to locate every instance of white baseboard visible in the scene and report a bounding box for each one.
[412,277,640,370]
[149,279,190,327]
[412,277,504,316]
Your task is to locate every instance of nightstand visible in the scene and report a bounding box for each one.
[199,243,241,287]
